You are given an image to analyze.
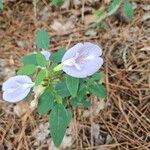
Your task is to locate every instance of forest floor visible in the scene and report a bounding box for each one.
[0,0,150,150]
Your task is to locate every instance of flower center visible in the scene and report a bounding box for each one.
[62,58,82,70]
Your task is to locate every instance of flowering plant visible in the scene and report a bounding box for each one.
[2,29,107,147]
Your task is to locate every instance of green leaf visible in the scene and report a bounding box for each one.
[107,0,121,17]
[36,52,47,67]
[35,29,50,49]
[78,84,87,100]
[51,0,64,7]
[37,88,54,116]
[65,75,79,97]
[122,0,134,20]
[86,78,94,86]
[0,0,4,9]
[71,98,91,107]
[55,81,70,98]
[49,104,68,147]
[108,0,120,12]
[21,53,47,67]
[66,109,72,124]
[17,64,36,75]
[50,48,66,63]
[88,84,107,99]
[91,72,105,82]
[21,54,38,66]
[94,10,106,18]
[62,100,67,107]
[35,69,47,85]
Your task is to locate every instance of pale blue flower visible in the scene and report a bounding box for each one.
[61,42,103,78]
[41,50,51,61]
[2,75,34,103]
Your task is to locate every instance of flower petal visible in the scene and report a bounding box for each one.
[62,57,103,78]
[82,42,102,56]
[62,42,102,63]
[61,42,103,78]
[62,43,83,62]
[2,75,33,91]
[2,75,34,103]
[3,88,31,103]
[41,50,51,61]
[82,57,103,76]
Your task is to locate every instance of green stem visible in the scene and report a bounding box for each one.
[53,64,62,72]
[49,84,63,104]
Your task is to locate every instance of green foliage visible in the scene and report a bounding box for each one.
[66,109,72,124]
[77,84,87,100]
[21,54,38,66]
[71,98,91,107]
[65,75,79,97]
[36,52,47,67]
[62,99,67,107]
[91,72,105,81]
[49,104,70,147]
[94,10,107,22]
[88,83,107,99]
[94,10,106,18]
[35,69,47,85]
[122,0,134,20]
[50,48,66,63]
[55,81,70,98]
[108,0,120,12]
[35,29,50,50]
[0,0,4,9]
[15,27,108,148]
[37,88,54,115]
[21,52,47,67]
[94,10,109,30]
[94,0,134,30]
[51,0,64,7]
[94,11,109,30]
[17,64,36,75]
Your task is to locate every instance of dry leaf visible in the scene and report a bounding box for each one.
[51,20,74,35]
[73,0,81,7]
[93,123,100,140]
[14,101,29,117]
[140,47,150,51]
[84,15,96,25]
[142,4,150,11]
[61,0,70,9]
[85,29,97,36]
[104,0,111,4]
[33,123,50,142]
[83,110,90,118]
[93,100,105,116]
[142,12,150,21]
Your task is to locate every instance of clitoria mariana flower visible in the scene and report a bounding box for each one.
[61,42,103,78]
[2,75,34,103]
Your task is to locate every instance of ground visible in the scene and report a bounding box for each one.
[0,0,150,150]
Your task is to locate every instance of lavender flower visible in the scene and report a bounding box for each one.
[2,75,34,103]
[61,42,103,78]
[41,50,51,61]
